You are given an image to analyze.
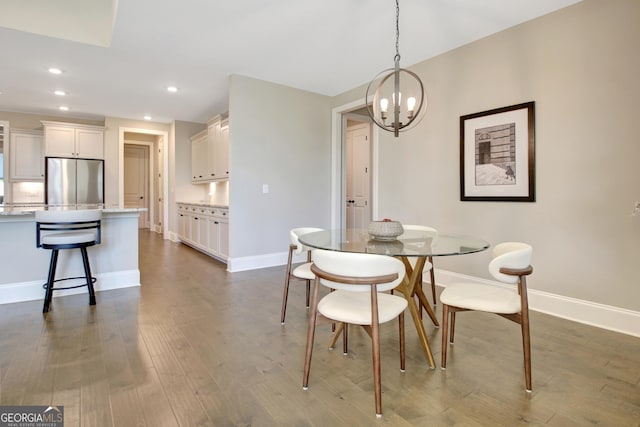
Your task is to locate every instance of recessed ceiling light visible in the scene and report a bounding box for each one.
[167,86,178,93]
[48,67,63,75]
[59,106,69,111]
[54,90,66,96]
[144,115,152,121]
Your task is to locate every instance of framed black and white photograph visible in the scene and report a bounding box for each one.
[460,101,535,202]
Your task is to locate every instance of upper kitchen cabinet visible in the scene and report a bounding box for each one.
[217,117,230,179]
[190,129,208,183]
[10,130,44,180]
[207,114,229,180]
[42,121,105,159]
[190,113,230,183]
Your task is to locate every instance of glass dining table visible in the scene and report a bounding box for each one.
[299,228,490,368]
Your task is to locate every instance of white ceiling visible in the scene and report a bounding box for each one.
[0,0,582,124]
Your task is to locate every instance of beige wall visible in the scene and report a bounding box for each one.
[332,0,640,311]
[228,75,332,259]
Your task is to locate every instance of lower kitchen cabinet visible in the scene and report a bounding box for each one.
[177,203,228,263]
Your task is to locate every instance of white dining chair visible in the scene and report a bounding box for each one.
[302,249,407,417]
[280,227,323,323]
[35,209,102,313]
[440,242,534,390]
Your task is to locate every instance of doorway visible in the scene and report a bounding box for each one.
[119,127,168,236]
[329,99,378,230]
[345,120,372,229]
[124,144,149,228]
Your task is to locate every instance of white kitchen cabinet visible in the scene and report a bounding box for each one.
[190,113,229,183]
[218,216,229,259]
[190,205,209,250]
[208,115,230,180]
[206,208,228,259]
[215,119,230,179]
[42,121,105,159]
[190,130,208,183]
[177,203,228,263]
[10,130,44,180]
[177,204,190,241]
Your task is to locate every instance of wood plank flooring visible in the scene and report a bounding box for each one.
[0,230,638,426]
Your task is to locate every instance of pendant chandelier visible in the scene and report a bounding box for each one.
[366,0,426,137]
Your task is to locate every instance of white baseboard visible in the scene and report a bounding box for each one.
[436,269,640,338]
[228,252,289,272]
[0,270,141,305]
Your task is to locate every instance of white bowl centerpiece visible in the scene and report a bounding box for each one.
[368,219,404,241]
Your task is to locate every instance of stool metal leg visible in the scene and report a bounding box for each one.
[43,249,59,313]
[80,247,97,306]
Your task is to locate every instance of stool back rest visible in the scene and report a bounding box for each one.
[311,249,405,292]
[290,227,324,255]
[488,242,532,284]
[35,209,102,247]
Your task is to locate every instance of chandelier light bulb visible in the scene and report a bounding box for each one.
[380,98,389,113]
[407,96,416,112]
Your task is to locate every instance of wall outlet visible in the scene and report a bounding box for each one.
[262,184,269,194]
[633,201,640,216]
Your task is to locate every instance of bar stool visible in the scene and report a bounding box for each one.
[35,209,102,313]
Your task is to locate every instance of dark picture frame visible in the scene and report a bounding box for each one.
[460,101,535,202]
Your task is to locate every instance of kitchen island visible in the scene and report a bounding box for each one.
[0,205,144,305]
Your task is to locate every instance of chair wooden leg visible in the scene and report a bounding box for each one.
[343,323,349,355]
[305,279,310,308]
[370,288,382,417]
[80,247,96,306]
[449,311,456,343]
[441,304,449,369]
[280,269,293,324]
[399,312,405,372]
[521,308,532,391]
[43,249,59,313]
[302,278,321,390]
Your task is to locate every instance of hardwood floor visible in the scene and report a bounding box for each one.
[1,230,638,426]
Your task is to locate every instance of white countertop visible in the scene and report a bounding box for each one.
[176,201,228,209]
[0,204,146,216]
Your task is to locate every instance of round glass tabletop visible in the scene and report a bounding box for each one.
[298,228,490,257]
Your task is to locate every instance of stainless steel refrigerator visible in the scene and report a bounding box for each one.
[45,157,104,205]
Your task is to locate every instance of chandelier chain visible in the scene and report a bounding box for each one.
[394,0,400,61]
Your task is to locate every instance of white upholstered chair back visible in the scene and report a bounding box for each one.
[312,249,405,292]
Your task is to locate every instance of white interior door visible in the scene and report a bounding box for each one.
[346,122,371,229]
[124,144,149,228]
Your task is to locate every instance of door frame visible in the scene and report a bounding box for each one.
[330,98,379,229]
[118,127,169,237]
